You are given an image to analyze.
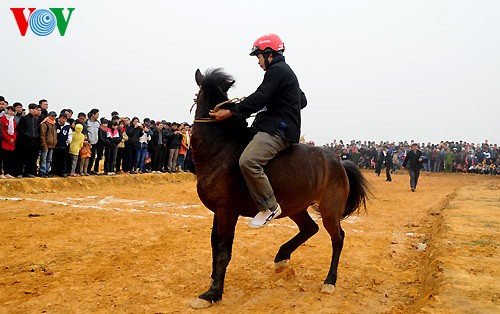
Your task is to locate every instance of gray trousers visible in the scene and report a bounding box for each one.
[239,131,290,212]
[168,148,179,171]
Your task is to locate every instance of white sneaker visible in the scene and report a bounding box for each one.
[248,204,282,229]
[5,174,15,179]
[0,175,6,179]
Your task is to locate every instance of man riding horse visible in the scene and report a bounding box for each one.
[209,33,308,228]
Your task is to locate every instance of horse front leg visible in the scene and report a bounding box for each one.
[210,218,218,284]
[191,212,238,309]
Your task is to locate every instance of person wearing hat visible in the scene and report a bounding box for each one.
[402,143,423,192]
[207,33,307,228]
[39,111,58,177]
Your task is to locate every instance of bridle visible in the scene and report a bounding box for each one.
[193,97,246,123]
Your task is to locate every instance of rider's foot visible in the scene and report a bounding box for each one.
[248,204,282,229]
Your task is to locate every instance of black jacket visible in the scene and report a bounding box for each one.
[384,151,393,166]
[151,128,167,147]
[230,55,307,143]
[126,125,143,147]
[97,128,110,148]
[402,150,423,171]
[17,113,40,142]
[167,130,182,149]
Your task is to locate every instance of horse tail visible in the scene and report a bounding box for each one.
[341,160,371,219]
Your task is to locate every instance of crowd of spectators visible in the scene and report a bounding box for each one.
[0,96,193,179]
[2,95,498,180]
[313,139,500,175]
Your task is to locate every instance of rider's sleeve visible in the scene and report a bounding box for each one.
[229,67,283,119]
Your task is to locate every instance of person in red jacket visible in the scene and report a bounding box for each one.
[0,106,17,178]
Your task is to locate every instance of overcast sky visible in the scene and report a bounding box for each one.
[1,0,499,145]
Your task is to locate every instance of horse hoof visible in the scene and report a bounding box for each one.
[191,298,212,309]
[274,259,289,273]
[321,284,336,294]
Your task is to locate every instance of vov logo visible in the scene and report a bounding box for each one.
[11,8,75,36]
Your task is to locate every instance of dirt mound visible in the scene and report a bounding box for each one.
[0,172,196,195]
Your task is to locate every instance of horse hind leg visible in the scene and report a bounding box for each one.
[319,199,346,294]
[274,210,319,271]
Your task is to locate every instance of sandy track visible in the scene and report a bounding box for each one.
[0,171,498,313]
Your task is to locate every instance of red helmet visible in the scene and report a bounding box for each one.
[249,33,285,56]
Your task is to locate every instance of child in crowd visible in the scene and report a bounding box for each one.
[106,121,122,175]
[79,139,92,176]
[69,124,85,176]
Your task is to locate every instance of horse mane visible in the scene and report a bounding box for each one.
[203,68,235,88]
[200,68,235,111]
[194,68,251,149]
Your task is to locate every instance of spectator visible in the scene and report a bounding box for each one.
[63,109,73,119]
[0,106,17,178]
[15,103,40,178]
[423,147,432,173]
[137,123,151,174]
[105,121,122,175]
[433,148,443,172]
[126,117,143,174]
[340,147,352,161]
[0,96,6,117]
[94,119,109,174]
[392,148,400,174]
[116,119,128,173]
[52,114,72,177]
[444,147,454,173]
[178,127,189,172]
[166,122,182,173]
[39,111,58,178]
[86,109,100,174]
[79,139,92,176]
[13,102,23,123]
[69,124,85,176]
[76,112,88,135]
[490,145,498,164]
[38,99,49,123]
[151,121,167,173]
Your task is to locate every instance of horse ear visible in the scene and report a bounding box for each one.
[220,80,235,93]
[195,69,204,87]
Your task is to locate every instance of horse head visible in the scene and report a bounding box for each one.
[194,68,235,119]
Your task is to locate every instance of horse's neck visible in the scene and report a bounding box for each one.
[192,123,247,170]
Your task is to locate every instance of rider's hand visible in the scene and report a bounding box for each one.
[209,109,233,121]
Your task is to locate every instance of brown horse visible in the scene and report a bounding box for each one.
[190,68,370,309]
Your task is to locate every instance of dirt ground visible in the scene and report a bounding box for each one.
[0,170,498,313]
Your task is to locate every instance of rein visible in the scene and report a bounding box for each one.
[193,97,245,123]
